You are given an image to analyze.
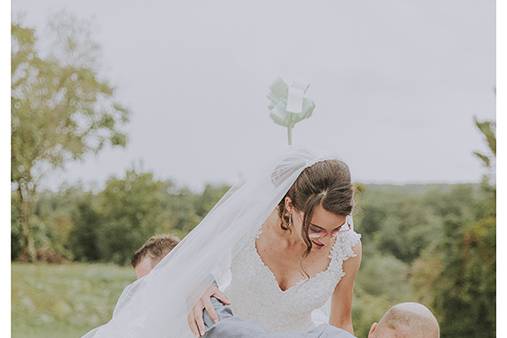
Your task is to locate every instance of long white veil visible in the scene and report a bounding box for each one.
[84,146,344,338]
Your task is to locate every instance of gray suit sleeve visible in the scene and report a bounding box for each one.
[202,297,274,338]
[202,297,355,338]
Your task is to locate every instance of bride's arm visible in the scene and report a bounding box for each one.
[329,242,362,334]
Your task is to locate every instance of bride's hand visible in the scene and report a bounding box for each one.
[187,283,231,337]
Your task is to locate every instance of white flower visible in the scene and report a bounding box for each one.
[267,78,316,145]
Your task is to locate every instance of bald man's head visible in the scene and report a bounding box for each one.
[368,302,440,338]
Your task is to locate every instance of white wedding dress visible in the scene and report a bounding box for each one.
[222,223,362,332]
[84,146,360,338]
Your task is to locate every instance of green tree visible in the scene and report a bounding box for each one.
[165,186,201,237]
[93,170,174,264]
[372,201,441,263]
[355,187,443,263]
[194,183,230,218]
[353,253,412,338]
[31,185,88,261]
[66,190,101,261]
[473,118,496,170]
[11,16,129,261]
[11,192,23,260]
[411,118,496,337]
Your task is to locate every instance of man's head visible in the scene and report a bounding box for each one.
[368,302,440,338]
[131,234,180,278]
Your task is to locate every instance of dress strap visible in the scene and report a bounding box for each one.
[331,229,362,264]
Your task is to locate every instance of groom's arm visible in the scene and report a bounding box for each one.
[202,297,355,338]
[202,297,269,338]
[202,297,234,327]
[204,297,301,338]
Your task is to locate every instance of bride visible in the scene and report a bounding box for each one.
[187,154,362,336]
[85,146,362,338]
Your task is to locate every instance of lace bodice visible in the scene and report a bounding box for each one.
[223,226,361,332]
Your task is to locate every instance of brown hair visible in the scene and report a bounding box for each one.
[131,234,180,268]
[277,159,354,258]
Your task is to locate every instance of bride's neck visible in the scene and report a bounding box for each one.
[265,209,305,249]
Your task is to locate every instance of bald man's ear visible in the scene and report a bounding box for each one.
[368,322,378,338]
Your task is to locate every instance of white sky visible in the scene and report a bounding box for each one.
[12,0,496,192]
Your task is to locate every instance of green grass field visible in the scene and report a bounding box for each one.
[12,263,135,338]
[11,262,406,338]
[9,260,425,338]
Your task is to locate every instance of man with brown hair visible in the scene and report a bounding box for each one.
[131,234,180,278]
[112,234,180,316]
[82,234,180,338]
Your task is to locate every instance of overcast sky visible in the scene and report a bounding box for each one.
[12,0,495,192]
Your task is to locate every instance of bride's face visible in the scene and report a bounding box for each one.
[288,199,348,250]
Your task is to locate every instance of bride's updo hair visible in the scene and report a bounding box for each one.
[277,159,354,256]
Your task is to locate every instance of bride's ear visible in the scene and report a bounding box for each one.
[284,196,294,212]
